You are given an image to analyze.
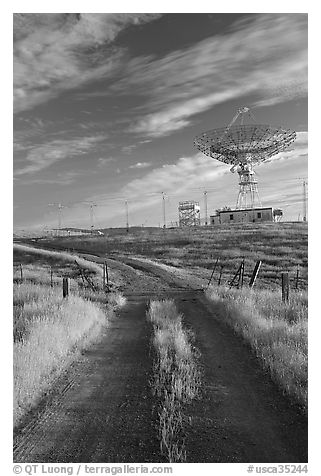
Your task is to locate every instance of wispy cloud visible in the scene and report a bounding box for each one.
[129,162,152,169]
[97,157,115,167]
[13,13,161,112]
[122,155,229,201]
[14,135,106,176]
[113,14,307,138]
[18,170,91,186]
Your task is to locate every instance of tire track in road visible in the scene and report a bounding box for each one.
[14,298,163,463]
[175,295,308,463]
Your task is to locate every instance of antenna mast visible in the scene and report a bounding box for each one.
[125,200,129,232]
[204,191,208,225]
[162,192,166,228]
[89,203,97,232]
[303,180,307,222]
[48,203,64,234]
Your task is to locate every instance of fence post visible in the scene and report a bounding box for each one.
[105,261,109,290]
[103,263,106,289]
[281,272,289,302]
[20,263,23,282]
[218,265,224,285]
[295,265,300,290]
[63,277,69,298]
[229,259,245,288]
[240,259,245,287]
[249,260,262,288]
[206,257,219,289]
[50,267,53,287]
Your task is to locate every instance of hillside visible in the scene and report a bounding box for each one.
[34,222,308,290]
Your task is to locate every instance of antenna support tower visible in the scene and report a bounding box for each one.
[194,107,296,210]
[89,203,97,232]
[303,180,307,222]
[179,201,201,227]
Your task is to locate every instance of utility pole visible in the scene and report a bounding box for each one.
[48,203,64,235]
[303,180,307,222]
[162,192,166,229]
[125,200,129,232]
[89,203,97,232]
[57,204,64,231]
[204,191,208,225]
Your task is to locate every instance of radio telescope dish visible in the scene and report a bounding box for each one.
[194,107,296,209]
[194,123,296,166]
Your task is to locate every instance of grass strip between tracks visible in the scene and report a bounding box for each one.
[147,300,201,462]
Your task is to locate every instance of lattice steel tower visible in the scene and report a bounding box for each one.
[235,163,261,209]
[179,201,201,227]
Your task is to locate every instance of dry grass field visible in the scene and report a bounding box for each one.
[38,221,308,290]
[206,286,308,410]
[13,223,308,462]
[25,222,307,412]
[13,244,126,426]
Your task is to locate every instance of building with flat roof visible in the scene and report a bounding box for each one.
[210,207,273,225]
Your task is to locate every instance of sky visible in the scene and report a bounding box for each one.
[13,12,308,231]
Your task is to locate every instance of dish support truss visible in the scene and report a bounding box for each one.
[235,163,262,209]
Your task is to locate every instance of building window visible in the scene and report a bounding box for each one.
[230,214,234,220]
[257,212,262,219]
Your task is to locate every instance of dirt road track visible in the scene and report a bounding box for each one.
[176,295,307,463]
[13,246,307,463]
[14,296,163,463]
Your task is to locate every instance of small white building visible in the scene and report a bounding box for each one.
[50,228,95,237]
[210,207,273,225]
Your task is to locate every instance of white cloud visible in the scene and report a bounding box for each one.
[14,135,106,175]
[18,170,90,185]
[98,157,115,167]
[13,13,161,112]
[129,162,152,169]
[118,14,307,137]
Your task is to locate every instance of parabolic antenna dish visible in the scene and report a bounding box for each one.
[194,124,296,166]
